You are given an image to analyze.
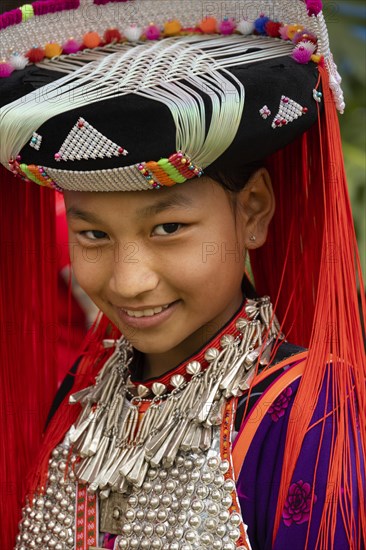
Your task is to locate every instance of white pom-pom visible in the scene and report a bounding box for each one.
[237,20,254,36]
[9,53,29,70]
[296,40,316,54]
[123,25,143,42]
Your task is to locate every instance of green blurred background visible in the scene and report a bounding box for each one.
[325,0,365,274]
[1,0,365,272]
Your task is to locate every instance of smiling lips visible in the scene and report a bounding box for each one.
[122,305,170,318]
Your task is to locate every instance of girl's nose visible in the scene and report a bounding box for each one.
[108,245,159,299]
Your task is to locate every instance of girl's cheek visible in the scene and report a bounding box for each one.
[69,243,109,296]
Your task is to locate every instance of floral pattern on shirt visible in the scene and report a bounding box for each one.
[282,480,317,527]
[267,386,293,422]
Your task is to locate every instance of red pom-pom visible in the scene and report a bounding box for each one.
[104,28,122,44]
[0,62,14,78]
[265,21,282,38]
[306,0,322,16]
[26,47,45,63]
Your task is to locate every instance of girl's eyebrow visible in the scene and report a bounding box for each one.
[66,207,103,224]
[136,194,194,218]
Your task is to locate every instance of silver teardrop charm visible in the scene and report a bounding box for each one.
[204,348,220,362]
[170,374,185,388]
[186,360,201,375]
[236,318,248,333]
[137,384,150,398]
[152,382,166,397]
[220,334,235,348]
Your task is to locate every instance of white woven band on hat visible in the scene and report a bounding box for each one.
[0,0,315,60]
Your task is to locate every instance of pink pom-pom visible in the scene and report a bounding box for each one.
[306,0,322,16]
[292,46,312,64]
[292,29,317,45]
[62,38,81,54]
[0,62,14,78]
[145,23,161,40]
[218,17,236,35]
[279,25,290,40]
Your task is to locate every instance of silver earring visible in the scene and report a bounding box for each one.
[249,234,256,242]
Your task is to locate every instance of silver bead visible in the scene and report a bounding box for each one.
[170,374,185,388]
[200,533,213,546]
[229,512,242,527]
[141,540,150,550]
[181,497,191,510]
[166,480,176,493]
[155,524,166,536]
[53,525,61,535]
[113,508,122,520]
[157,509,168,522]
[177,511,187,525]
[35,498,45,509]
[55,544,63,550]
[57,512,66,522]
[207,456,220,470]
[136,510,145,520]
[46,486,54,496]
[60,498,69,509]
[45,501,53,510]
[151,539,162,549]
[176,456,184,467]
[170,467,180,479]
[222,494,233,508]
[128,495,138,506]
[150,495,160,509]
[142,481,153,492]
[186,361,201,375]
[175,486,185,498]
[58,461,67,472]
[213,540,223,549]
[167,514,177,526]
[152,382,166,397]
[158,469,168,480]
[52,448,60,458]
[154,482,163,494]
[216,524,226,537]
[174,526,184,540]
[165,528,175,541]
[228,527,241,541]
[130,538,139,548]
[205,518,217,531]
[196,484,209,499]
[138,495,147,506]
[223,542,235,550]
[218,510,230,523]
[184,459,193,470]
[54,491,63,502]
[64,517,72,527]
[169,543,179,550]
[125,508,135,521]
[219,460,230,474]
[236,318,248,332]
[223,479,235,492]
[194,456,205,468]
[201,470,214,484]
[122,523,132,535]
[204,348,220,362]
[146,510,156,521]
[47,520,56,530]
[171,500,180,512]
[133,523,142,535]
[211,488,223,501]
[213,473,225,487]
[188,514,201,528]
[137,384,150,397]
[143,524,154,537]
[161,494,172,507]
[185,482,195,495]
[184,531,196,545]
[207,502,219,516]
[191,499,204,513]
[190,470,200,482]
[118,539,128,549]
[220,334,235,347]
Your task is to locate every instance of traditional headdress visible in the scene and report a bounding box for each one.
[0,0,364,548]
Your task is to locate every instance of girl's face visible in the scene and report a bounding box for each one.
[64,174,273,374]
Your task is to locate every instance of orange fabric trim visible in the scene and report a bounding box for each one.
[232,357,307,480]
[145,161,177,186]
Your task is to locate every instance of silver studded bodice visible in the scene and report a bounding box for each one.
[16,427,250,550]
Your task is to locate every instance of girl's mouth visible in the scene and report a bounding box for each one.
[115,301,179,329]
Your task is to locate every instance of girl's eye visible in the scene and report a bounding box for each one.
[80,230,109,241]
[152,223,182,236]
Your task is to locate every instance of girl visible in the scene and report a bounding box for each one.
[0,0,364,549]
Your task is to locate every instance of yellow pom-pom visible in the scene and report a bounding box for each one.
[311,54,322,64]
[164,20,182,36]
[83,32,101,49]
[20,4,34,22]
[44,43,63,59]
[287,25,303,40]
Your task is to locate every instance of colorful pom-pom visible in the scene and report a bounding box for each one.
[311,54,322,64]
[0,62,14,78]
[296,40,316,54]
[164,20,182,36]
[286,25,303,40]
[44,43,63,58]
[124,25,143,41]
[104,28,122,44]
[218,17,236,35]
[144,23,161,40]
[306,0,323,16]
[265,21,282,38]
[254,15,270,35]
[62,38,81,54]
[9,53,29,70]
[279,25,290,40]
[199,17,217,34]
[83,32,102,49]
[236,19,254,36]
[26,47,45,63]
[292,29,317,46]
[20,4,34,22]
[292,45,312,64]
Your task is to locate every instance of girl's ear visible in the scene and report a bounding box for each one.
[236,168,275,249]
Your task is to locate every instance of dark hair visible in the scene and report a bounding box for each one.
[205,161,263,193]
